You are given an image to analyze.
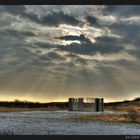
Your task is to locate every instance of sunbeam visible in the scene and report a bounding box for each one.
[0,5,140,102]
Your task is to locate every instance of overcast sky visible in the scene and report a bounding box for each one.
[0,5,140,102]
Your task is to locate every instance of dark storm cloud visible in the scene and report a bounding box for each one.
[127,49,140,59]
[95,36,120,43]
[3,6,81,27]
[66,53,88,65]
[38,52,65,61]
[56,35,124,55]
[3,5,26,15]
[56,34,92,43]
[0,6,6,12]
[0,29,36,52]
[3,5,39,23]
[0,5,140,102]
[39,11,80,27]
[86,16,100,27]
[105,5,140,16]
[34,42,55,49]
[57,42,123,55]
[110,24,140,40]
[109,22,140,58]
[0,29,36,38]
[2,5,42,25]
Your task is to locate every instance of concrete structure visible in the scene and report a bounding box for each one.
[68,98,104,112]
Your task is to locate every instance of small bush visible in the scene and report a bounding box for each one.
[0,130,14,135]
[124,109,140,123]
[112,106,118,111]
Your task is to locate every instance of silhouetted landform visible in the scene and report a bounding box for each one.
[0,97,139,109]
[105,97,140,107]
[0,100,68,109]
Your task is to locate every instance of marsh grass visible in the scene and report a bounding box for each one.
[123,108,140,123]
[69,113,140,124]
[0,107,63,112]
[0,130,14,135]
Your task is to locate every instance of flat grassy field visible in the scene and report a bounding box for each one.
[0,107,62,112]
[0,111,140,135]
[69,113,140,124]
[0,103,140,124]
[105,105,140,112]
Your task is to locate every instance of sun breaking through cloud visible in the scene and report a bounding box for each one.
[0,5,140,102]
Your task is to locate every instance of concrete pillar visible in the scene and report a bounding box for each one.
[78,98,84,111]
[68,98,74,111]
[95,98,104,112]
[100,98,104,112]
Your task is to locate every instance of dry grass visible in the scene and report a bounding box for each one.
[0,107,63,112]
[70,114,126,122]
[69,114,140,124]
[105,105,140,112]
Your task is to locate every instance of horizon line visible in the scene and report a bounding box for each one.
[0,97,139,104]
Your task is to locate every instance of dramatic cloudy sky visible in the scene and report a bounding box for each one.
[0,5,140,102]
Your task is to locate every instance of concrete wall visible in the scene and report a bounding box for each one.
[95,98,104,112]
[83,103,96,112]
[68,98,77,111]
[68,98,84,111]
[68,98,104,112]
